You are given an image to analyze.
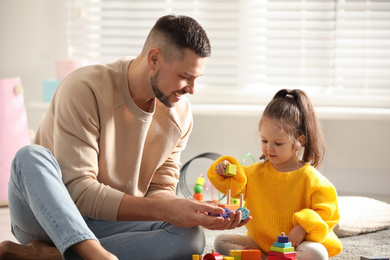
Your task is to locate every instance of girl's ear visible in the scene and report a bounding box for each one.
[295,135,306,160]
[297,135,306,146]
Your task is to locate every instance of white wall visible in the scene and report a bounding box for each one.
[0,0,68,131]
[181,115,390,197]
[1,1,389,197]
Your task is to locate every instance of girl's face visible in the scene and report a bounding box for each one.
[260,117,304,172]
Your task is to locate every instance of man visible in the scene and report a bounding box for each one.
[0,15,250,260]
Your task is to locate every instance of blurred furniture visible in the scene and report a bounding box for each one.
[0,77,30,206]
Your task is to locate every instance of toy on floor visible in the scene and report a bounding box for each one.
[268,232,297,260]
[194,176,205,201]
[201,249,223,260]
[193,174,220,203]
[194,249,261,260]
[222,256,234,260]
[193,255,202,260]
[230,249,261,260]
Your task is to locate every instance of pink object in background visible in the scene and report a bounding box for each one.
[0,77,31,206]
[56,59,89,81]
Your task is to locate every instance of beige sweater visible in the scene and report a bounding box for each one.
[35,57,193,221]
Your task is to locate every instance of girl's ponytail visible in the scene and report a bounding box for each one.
[261,89,326,168]
[292,89,325,168]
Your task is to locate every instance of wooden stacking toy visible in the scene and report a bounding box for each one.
[203,249,223,260]
[193,176,205,201]
[268,232,297,260]
[217,190,250,221]
[230,249,261,260]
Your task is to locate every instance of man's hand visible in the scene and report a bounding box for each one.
[162,198,251,230]
[203,209,252,230]
[288,224,306,248]
[118,193,251,230]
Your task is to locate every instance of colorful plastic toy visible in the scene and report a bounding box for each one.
[229,249,261,260]
[268,232,297,260]
[193,176,205,201]
[218,189,239,210]
[242,249,262,260]
[203,249,223,260]
[194,248,261,260]
[222,163,237,177]
[216,191,250,221]
[192,254,202,260]
[236,194,250,221]
[230,197,240,205]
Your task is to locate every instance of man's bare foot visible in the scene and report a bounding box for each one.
[0,240,62,260]
[72,239,118,260]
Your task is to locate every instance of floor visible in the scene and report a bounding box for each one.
[1,193,389,245]
[0,206,17,243]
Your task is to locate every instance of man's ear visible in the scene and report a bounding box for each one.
[147,48,162,71]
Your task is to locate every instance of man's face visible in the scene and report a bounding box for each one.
[150,49,207,107]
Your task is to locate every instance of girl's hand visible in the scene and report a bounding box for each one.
[215,160,231,175]
[288,224,306,248]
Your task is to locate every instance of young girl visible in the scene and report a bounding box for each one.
[207,89,342,260]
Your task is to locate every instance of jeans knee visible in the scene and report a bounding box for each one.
[174,225,205,255]
[12,144,61,182]
[14,145,51,164]
[187,226,205,254]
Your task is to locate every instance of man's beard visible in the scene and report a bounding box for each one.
[151,69,173,108]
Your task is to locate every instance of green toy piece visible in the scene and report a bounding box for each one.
[194,184,203,193]
[222,163,237,177]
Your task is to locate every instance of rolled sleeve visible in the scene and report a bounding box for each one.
[292,184,340,243]
[49,79,124,221]
[207,156,247,196]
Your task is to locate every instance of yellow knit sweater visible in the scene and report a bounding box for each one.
[207,156,342,257]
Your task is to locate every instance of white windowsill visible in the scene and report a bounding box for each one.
[29,102,390,120]
[191,104,390,120]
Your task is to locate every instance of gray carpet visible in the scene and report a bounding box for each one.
[203,227,390,259]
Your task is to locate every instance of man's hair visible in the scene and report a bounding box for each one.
[141,14,211,62]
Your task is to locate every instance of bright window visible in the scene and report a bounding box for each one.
[67,0,390,111]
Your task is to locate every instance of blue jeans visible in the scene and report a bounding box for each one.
[8,145,205,259]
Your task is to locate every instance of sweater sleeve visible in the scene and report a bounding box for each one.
[207,156,247,196]
[46,75,124,221]
[292,182,340,243]
[146,118,193,197]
